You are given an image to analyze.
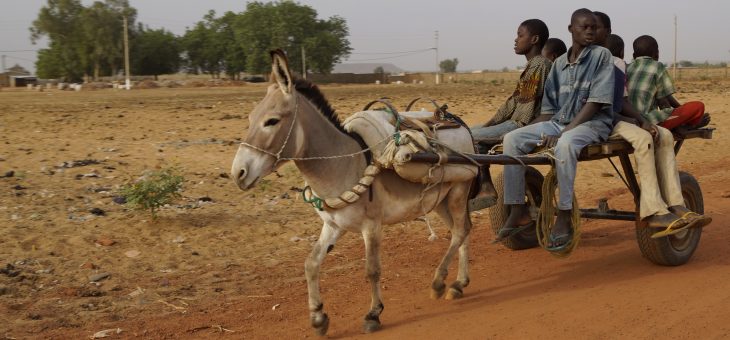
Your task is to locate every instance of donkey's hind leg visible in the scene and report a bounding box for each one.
[305,222,342,336]
[432,185,472,300]
[446,232,470,300]
[362,223,385,333]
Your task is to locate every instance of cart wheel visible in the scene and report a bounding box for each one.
[636,171,703,266]
[489,166,543,250]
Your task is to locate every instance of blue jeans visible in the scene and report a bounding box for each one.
[471,120,520,140]
[502,121,603,210]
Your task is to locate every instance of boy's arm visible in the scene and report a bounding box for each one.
[543,49,614,147]
[615,113,637,125]
[480,118,496,127]
[530,114,552,124]
[667,94,681,108]
[542,102,602,147]
[619,98,659,139]
[655,63,678,108]
[533,61,559,125]
[656,97,672,109]
[656,94,680,109]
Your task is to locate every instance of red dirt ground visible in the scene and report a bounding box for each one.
[0,81,728,339]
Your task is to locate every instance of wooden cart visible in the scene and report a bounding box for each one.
[410,128,714,266]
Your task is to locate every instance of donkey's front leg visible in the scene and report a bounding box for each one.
[305,222,342,336]
[362,225,385,333]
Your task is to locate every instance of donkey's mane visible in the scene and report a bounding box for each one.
[293,78,349,136]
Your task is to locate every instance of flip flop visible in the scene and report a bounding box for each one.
[679,211,712,229]
[491,221,535,244]
[650,217,691,239]
[468,195,498,212]
[545,231,573,252]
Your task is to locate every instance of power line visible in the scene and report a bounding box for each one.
[349,48,434,55]
[0,50,39,53]
[4,55,35,62]
[345,49,435,62]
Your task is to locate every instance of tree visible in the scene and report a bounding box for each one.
[80,1,135,80]
[30,0,86,81]
[131,26,181,79]
[31,0,137,81]
[234,1,351,75]
[439,58,459,73]
[301,15,351,74]
[679,60,694,67]
[36,42,82,80]
[373,66,385,74]
[217,11,247,79]
[182,10,225,77]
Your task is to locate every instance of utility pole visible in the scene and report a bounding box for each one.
[301,45,307,80]
[435,30,440,85]
[673,15,677,80]
[1,54,5,73]
[123,16,131,90]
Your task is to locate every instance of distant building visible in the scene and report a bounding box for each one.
[6,64,30,76]
[1,64,33,87]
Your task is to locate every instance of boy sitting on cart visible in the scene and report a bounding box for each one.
[497,8,614,251]
[628,35,710,132]
[470,18,552,209]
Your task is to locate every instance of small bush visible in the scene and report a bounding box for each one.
[120,166,184,217]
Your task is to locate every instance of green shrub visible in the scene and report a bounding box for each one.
[120,166,184,217]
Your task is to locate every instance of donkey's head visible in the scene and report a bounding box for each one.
[231,49,302,190]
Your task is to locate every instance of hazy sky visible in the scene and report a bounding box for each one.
[2,0,729,73]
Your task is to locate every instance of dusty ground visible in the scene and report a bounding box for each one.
[0,80,728,339]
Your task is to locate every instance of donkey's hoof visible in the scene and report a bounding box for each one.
[430,287,446,299]
[313,313,329,336]
[363,319,382,333]
[445,286,464,300]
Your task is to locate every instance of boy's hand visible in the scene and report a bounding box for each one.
[640,121,659,141]
[540,134,561,148]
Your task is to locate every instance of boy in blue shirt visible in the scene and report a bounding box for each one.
[496,8,615,250]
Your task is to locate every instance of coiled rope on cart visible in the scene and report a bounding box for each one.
[535,150,582,258]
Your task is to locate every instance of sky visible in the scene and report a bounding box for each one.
[2,0,730,74]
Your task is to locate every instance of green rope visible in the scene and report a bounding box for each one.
[302,186,324,211]
[383,107,402,145]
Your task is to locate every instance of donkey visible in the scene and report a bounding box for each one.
[231,50,474,336]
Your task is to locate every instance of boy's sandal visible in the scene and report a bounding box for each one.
[678,211,713,229]
[545,231,573,252]
[491,221,535,244]
[650,218,691,239]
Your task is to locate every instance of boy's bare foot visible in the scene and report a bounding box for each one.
[692,113,711,129]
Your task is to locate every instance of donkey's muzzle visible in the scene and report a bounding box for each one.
[233,167,248,190]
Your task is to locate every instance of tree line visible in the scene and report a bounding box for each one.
[31,0,352,82]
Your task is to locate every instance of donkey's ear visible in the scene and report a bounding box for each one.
[270,49,293,95]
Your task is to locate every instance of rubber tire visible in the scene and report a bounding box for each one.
[636,171,704,266]
[489,166,543,250]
